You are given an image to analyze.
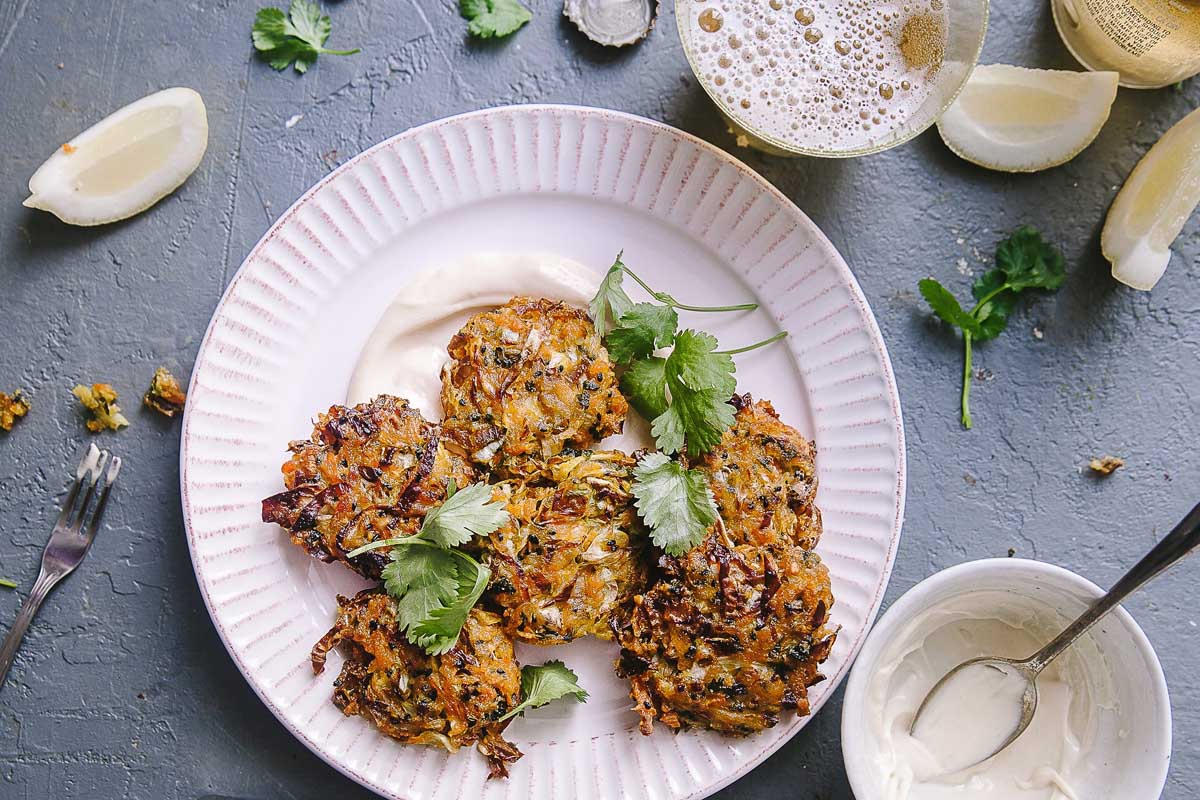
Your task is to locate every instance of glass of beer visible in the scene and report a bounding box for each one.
[678,0,990,157]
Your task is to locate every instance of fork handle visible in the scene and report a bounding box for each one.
[0,570,58,690]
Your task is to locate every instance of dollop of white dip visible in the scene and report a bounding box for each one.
[869,593,1089,800]
[347,252,651,450]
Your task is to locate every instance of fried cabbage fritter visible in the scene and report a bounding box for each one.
[440,297,627,473]
[261,395,475,578]
[696,394,822,550]
[612,533,836,735]
[312,589,522,778]
[478,450,651,644]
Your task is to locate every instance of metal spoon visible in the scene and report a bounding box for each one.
[910,499,1200,773]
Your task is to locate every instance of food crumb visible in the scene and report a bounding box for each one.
[1032,325,1044,340]
[61,142,76,154]
[144,367,187,418]
[1089,455,1124,476]
[1007,548,1016,558]
[285,113,304,129]
[72,383,130,432]
[0,390,30,432]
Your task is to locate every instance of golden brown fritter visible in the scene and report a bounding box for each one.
[440,297,627,473]
[696,394,821,550]
[477,450,651,644]
[312,589,522,779]
[261,395,475,578]
[612,532,836,736]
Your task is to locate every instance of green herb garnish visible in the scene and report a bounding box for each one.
[345,481,508,655]
[498,660,588,721]
[253,0,360,73]
[460,0,533,39]
[0,578,16,590]
[631,452,719,556]
[919,226,1066,429]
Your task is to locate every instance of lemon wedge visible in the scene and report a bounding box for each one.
[24,87,208,226]
[937,65,1119,173]
[1102,106,1200,291]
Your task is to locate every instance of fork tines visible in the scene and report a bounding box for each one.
[55,444,122,542]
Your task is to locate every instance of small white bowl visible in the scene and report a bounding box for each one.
[841,558,1172,799]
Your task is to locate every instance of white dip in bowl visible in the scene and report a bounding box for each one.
[842,558,1171,800]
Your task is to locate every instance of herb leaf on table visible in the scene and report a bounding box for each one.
[252,0,360,74]
[460,0,533,39]
[920,226,1066,429]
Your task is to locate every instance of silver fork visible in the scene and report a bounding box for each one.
[0,444,122,689]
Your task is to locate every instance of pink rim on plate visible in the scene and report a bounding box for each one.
[180,104,907,800]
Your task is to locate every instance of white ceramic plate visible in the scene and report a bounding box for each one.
[180,105,906,800]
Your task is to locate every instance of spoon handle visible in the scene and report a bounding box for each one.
[1025,500,1200,675]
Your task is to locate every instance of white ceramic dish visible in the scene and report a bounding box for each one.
[841,558,1172,800]
[179,105,907,800]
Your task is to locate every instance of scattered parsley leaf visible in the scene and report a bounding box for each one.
[417,482,509,548]
[383,544,463,633]
[252,0,360,74]
[606,303,678,364]
[920,226,1066,429]
[72,383,129,432]
[460,0,533,39]
[666,330,736,396]
[498,660,588,721]
[0,578,16,590]
[589,254,634,337]
[631,452,718,555]
[0,390,30,432]
[619,357,669,421]
[408,555,491,655]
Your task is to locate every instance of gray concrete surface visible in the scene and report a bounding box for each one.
[0,0,1196,797]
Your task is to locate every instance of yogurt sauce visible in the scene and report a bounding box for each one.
[868,592,1092,800]
[347,252,651,450]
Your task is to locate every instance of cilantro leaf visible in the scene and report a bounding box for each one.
[409,554,491,655]
[252,0,359,74]
[417,482,509,548]
[631,452,718,555]
[919,227,1067,429]
[588,254,635,337]
[651,386,735,456]
[985,226,1067,294]
[498,661,589,721]
[606,303,678,364]
[382,544,463,635]
[460,0,532,38]
[620,357,669,421]
[918,279,982,337]
[665,329,736,396]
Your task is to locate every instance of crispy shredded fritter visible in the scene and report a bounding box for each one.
[695,394,821,550]
[613,533,836,735]
[440,297,627,473]
[478,450,651,644]
[72,383,129,432]
[144,367,187,417]
[612,393,834,736]
[312,589,522,779]
[261,395,476,578]
[0,390,30,432]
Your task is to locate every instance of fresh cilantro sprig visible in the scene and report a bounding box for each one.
[460,0,532,39]
[498,661,588,721]
[589,253,785,456]
[252,0,360,74]
[345,481,508,655]
[919,226,1066,429]
[631,452,718,555]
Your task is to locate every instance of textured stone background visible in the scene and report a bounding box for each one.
[0,0,1197,797]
